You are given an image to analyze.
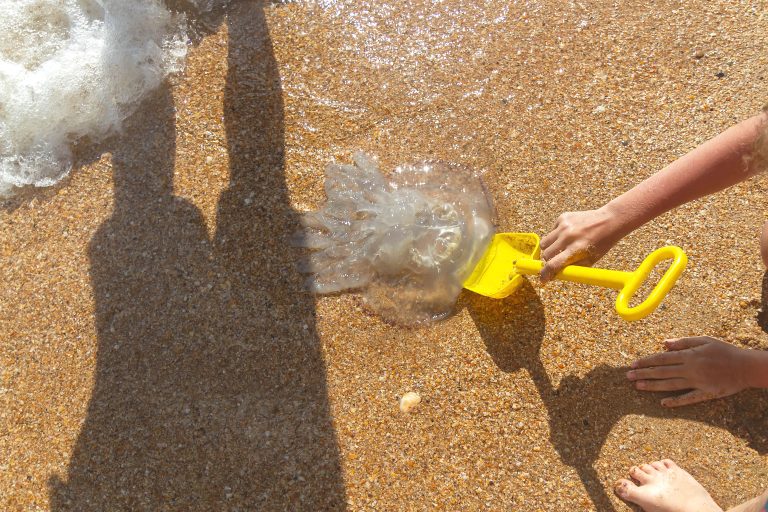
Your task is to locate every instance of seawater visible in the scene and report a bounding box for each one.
[295,152,495,325]
[0,0,192,196]
[4,2,497,325]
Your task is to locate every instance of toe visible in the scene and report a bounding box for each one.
[614,478,640,503]
[661,459,677,469]
[640,464,656,474]
[650,460,666,471]
[629,466,652,484]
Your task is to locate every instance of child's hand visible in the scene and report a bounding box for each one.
[626,336,755,407]
[539,207,623,282]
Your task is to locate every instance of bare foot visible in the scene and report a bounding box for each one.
[760,220,768,268]
[614,459,722,512]
[626,336,763,407]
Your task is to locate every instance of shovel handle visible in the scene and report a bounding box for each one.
[615,245,687,321]
[514,245,687,321]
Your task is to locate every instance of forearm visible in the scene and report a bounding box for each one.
[603,113,767,236]
[725,489,768,512]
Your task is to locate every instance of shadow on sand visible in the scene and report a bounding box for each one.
[49,2,346,510]
[43,2,768,510]
[463,282,768,511]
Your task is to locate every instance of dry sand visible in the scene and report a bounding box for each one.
[3,1,768,510]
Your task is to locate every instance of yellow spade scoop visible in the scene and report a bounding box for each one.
[463,233,687,321]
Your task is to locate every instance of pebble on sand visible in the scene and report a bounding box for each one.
[399,392,421,413]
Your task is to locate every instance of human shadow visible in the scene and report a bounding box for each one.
[213,2,346,508]
[463,283,768,511]
[49,2,346,510]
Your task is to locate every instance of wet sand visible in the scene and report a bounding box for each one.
[2,1,768,510]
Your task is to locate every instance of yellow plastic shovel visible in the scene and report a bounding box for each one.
[462,233,687,321]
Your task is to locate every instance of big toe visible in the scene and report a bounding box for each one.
[614,479,640,503]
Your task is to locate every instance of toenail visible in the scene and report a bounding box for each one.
[636,381,645,389]
[626,370,635,379]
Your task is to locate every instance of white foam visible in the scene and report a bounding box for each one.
[0,0,187,196]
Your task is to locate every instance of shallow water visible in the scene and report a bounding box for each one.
[0,0,189,196]
[295,152,495,325]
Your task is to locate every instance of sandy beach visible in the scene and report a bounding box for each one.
[3,1,768,510]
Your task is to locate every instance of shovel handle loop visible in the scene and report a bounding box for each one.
[615,246,687,321]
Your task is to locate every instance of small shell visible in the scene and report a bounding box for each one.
[399,391,421,413]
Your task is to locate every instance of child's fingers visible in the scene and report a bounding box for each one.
[663,337,710,351]
[631,349,688,369]
[541,247,592,283]
[541,237,569,263]
[540,226,561,251]
[540,250,577,282]
[633,378,690,392]
[626,365,683,381]
[540,252,567,282]
[661,389,714,408]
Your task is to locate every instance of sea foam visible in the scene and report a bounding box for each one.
[0,0,187,196]
[295,152,495,325]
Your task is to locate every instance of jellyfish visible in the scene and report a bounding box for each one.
[294,151,495,325]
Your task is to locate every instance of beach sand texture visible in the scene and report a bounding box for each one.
[2,1,768,510]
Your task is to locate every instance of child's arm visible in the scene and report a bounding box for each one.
[540,112,768,281]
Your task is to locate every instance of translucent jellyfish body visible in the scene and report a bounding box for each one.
[295,152,495,325]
